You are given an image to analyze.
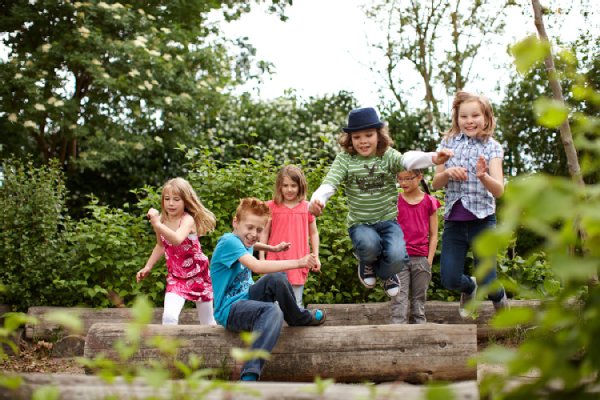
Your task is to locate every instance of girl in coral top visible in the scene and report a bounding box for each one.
[136,177,217,325]
[260,165,320,308]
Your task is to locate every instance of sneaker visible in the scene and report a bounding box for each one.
[308,308,327,326]
[459,276,478,318]
[383,274,400,297]
[493,291,510,312]
[358,262,376,288]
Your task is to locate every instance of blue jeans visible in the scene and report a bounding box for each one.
[226,273,314,378]
[348,219,409,279]
[440,215,504,302]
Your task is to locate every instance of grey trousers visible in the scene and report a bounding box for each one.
[390,256,431,324]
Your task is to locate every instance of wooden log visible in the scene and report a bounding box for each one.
[84,323,477,383]
[0,373,480,400]
[25,306,200,340]
[26,300,540,341]
[306,300,542,340]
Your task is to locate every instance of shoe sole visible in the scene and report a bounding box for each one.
[357,267,376,288]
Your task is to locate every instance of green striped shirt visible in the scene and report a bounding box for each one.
[322,148,408,227]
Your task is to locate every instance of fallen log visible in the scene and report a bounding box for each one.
[0,373,480,400]
[26,300,540,341]
[84,323,477,383]
[306,300,542,340]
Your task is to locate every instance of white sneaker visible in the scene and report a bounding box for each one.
[459,276,477,318]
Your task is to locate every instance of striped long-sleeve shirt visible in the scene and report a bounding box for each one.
[310,148,436,227]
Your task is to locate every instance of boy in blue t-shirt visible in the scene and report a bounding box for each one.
[210,197,326,381]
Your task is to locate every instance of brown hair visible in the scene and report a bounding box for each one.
[273,165,308,204]
[161,177,216,236]
[235,197,271,222]
[337,125,394,156]
[444,91,496,141]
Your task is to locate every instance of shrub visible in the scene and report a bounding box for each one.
[0,158,70,311]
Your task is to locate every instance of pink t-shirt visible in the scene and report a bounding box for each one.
[397,193,441,257]
[266,200,315,285]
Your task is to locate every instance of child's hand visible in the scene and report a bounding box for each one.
[445,166,468,181]
[136,266,152,282]
[273,241,291,252]
[476,155,488,178]
[310,257,322,272]
[300,253,317,269]
[433,149,453,165]
[309,200,324,217]
[147,208,160,225]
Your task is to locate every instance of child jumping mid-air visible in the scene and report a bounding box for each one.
[432,91,509,317]
[136,177,217,325]
[391,169,440,324]
[309,107,452,297]
[210,198,326,382]
[260,165,320,308]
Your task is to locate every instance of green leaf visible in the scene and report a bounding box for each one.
[32,385,60,400]
[491,307,535,328]
[510,35,551,74]
[44,311,84,335]
[533,98,569,128]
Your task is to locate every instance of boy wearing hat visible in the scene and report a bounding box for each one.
[309,107,452,297]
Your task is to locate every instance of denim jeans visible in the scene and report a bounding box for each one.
[440,215,505,302]
[226,273,314,378]
[348,219,408,279]
[391,256,431,324]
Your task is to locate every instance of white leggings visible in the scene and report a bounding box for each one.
[162,292,216,325]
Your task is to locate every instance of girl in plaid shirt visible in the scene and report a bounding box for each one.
[432,91,509,318]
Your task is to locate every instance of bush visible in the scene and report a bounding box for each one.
[0,158,70,311]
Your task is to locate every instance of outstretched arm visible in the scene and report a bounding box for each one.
[238,253,316,275]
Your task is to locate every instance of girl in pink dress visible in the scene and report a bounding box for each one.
[260,165,321,308]
[136,177,217,325]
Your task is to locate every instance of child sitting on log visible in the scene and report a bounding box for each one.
[210,197,326,381]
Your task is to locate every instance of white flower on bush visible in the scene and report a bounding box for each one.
[164,97,172,105]
[24,120,37,129]
[34,103,46,111]
[8,113,17,123]
[41,43,52,52]
[160,27,171,34]
[14,73,23,79]
[154,136,163,143]
[133,36,147,47]
[133,142,144,150]
[146,49,160,57]
[128,69,140,77]
[78,26,90,38]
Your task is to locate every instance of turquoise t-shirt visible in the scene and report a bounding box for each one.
[210,232,254,326]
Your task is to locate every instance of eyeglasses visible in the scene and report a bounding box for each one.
[398,175,419,182]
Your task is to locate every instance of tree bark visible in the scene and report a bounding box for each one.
[0,373,479,400]
[84,323,478,383]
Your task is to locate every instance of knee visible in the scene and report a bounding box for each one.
[263,303,284,326]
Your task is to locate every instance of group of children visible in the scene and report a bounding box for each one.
[136,91,508,381]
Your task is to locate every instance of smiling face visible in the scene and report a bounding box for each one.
[232,212,269,248]
[397,170,422,194]
[280,176,300,203]
[162,187,185,218]
[458,100,486,138]
[351,129,379,157]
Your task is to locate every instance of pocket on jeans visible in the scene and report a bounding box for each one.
[414,257,432,274]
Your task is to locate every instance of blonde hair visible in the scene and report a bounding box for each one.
[337,125,394,156]
[273,165,308,204]
[444,91,496,141]
[235,197,271,222]
[161,177,216,236]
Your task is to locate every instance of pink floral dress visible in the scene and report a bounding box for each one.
[161,217,213,302]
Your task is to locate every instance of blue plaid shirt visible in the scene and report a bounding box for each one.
[437,133,503,219]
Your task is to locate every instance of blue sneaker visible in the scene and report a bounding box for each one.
[309,308,327,326]
[358,262,376,288]
[383,274,400,297]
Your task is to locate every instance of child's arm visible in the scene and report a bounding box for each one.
[309,184,335,216]
[427,211,439,266]
[238,253,316,275]
[308,219,321,272]
[148,208,195,245]
[402,149,454,170]
[258,219,272,260]
[136,234,165,282]
[254,241,291,253]
[477,156,504,198]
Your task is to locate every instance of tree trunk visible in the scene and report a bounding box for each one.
[84,323,478,383]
